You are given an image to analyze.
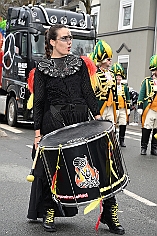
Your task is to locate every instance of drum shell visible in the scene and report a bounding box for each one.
[41,121,128,206]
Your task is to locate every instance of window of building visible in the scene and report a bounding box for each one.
[118,55,129,83]
[123,5,131,26]
[118,0,134,30]
[61,0,72,6]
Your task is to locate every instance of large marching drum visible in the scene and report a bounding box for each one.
[39,120,129,207]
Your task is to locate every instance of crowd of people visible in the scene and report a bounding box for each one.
[26,24,157,235]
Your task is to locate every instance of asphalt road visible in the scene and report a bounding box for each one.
[0,121,157,236]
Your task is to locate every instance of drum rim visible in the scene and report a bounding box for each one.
[57,174,129,207]
[39,120,114,149]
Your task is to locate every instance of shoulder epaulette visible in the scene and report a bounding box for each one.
[140,76,151,86]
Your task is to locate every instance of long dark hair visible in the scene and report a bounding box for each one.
[45,24,68,59]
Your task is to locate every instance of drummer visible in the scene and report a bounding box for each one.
[27,24,101,232]
[89,40,125,235]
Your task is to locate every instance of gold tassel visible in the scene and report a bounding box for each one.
[154,133,157,139]
[84,197,102,215]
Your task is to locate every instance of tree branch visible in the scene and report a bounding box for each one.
[80,0,91,14]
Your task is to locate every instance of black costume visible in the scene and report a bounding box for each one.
[27,55,100,219]
[27,54,125,235]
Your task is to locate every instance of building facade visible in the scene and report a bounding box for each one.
[52,0,157,92]
[91,0,157,91]
[53,0,80,10]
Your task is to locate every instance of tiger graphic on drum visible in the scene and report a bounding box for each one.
[73,155,100,189]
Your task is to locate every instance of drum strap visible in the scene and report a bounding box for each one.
[55,104,88,112]
[50,105,65,125]
[50,104,88,124]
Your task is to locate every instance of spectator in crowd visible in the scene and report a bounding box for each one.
[129,87,139,126]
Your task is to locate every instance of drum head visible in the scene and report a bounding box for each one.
[39,120,113,149]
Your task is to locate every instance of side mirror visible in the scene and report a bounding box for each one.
[29,27,41,35]
[34,35,39,42]
[29,28,41,42]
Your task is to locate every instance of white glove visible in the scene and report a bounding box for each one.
[116,110,119,118]
[127,109,130,116]
[137,109,143,115]
[96,116,103,120]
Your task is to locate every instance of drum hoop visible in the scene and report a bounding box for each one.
[39,125,114,150]
[57,174,129,207]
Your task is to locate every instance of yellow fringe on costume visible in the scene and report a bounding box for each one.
[141,104,150,127]
[100,101,107,115]
[27,93,34,110]
[90,73,98,91]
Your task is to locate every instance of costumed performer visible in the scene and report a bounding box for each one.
[27,24,101,232]
[111,62,130,147]
[137,54,157,156]
[89,40,125,235]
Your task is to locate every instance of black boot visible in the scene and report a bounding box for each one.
[119,125,126,147]
[141,128,151,155]
[151,129,157,155]
[119,137,126,147]
[100,203,125,235]
[141,145,147,155]
[43,208,56,232]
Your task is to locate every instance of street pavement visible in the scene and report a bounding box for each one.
[0,118,157,236]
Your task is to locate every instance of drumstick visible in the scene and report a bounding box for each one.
[26,146,40,182]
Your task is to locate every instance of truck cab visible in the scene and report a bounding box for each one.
[0,4,95,126]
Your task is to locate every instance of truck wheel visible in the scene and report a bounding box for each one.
[7,97,17,126]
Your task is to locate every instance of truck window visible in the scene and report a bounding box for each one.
[21,33,27,57]
[71,39,95,56]
[31,34,45,57]
[14,32,21,55]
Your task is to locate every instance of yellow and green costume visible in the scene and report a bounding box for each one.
[138,76,157,127]
[117,83,130,114]
[94,68,118,123]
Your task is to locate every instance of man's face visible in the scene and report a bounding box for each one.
[101,58,112,69]
[116,75,122,84]
[152,69,157,78]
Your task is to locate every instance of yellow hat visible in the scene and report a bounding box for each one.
[111,63,125,79]
[89,40,112,65]
[149,54,157,71]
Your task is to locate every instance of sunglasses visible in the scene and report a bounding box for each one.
[57,35,73,42]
